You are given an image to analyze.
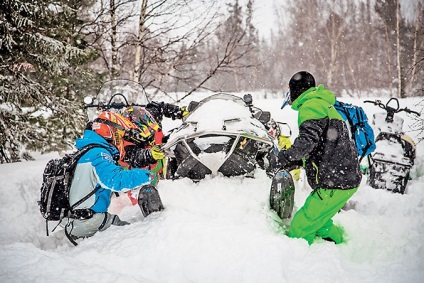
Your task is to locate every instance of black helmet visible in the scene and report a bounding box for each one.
[289,71,316,103]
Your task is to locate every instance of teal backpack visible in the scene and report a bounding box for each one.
[334,100,376,162]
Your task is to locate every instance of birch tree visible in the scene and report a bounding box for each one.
[407,1,424,95]
[396,0,404,98]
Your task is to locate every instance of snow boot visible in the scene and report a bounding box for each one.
[138,185,164,217]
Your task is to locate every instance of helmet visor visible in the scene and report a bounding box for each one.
[281,90,292,109]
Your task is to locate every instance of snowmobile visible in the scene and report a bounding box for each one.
[364,98,420,194]
[85,85,295,219]
[162,93,296,218]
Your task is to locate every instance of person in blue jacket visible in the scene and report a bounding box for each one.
[64,111,163,242]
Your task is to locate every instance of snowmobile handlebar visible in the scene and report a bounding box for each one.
[364,98,420,117]
[400,107,421,116]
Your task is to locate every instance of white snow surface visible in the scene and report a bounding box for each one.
[1,94,424,283]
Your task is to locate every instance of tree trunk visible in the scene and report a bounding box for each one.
[408,1,422,93]
[110,0,118,79]
[133,0,148,82]
[396,0,404,98]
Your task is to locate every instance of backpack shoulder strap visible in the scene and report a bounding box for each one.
[73,144,107,160]
[68,144,108,211]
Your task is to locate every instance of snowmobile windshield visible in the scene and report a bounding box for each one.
[86,80,150,121]
[184,93,247,119]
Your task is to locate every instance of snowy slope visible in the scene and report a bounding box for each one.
[0,94,423,283]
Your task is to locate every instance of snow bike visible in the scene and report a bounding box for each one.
[162,93,296,219]
[364,98,420,194]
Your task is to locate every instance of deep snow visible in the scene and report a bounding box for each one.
[1,94,423,283]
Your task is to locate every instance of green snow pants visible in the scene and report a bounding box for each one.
[288,187,358,245]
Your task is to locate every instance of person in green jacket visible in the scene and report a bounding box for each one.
[278,71,361,244]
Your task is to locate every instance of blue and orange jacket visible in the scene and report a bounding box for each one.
[69,130,152,213]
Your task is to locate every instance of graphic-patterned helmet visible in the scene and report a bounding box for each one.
[92,111,137,158]
[122,106,161,143]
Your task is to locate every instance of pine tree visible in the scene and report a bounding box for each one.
[0,0,100,163]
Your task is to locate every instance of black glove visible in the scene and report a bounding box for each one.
[163,103,187,120]
[146,102,164,122]
[124,145,158,168]
[277,150,303,171]
[147,101,188,120]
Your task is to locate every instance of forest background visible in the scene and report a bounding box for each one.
[1,0,423,163]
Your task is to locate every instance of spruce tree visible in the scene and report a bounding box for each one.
[0,0,100,163]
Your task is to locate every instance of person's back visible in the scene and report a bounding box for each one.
[286,84,361,190]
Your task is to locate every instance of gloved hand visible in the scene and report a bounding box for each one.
[180,106,189,118]
[149,146,165,160]
[171,106,189,119]
[277,150,303,171]
[146,101,188,120]
[290,168,301,182]
[278,135,292,150]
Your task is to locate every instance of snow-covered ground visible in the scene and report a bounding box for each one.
[1,93,423,283]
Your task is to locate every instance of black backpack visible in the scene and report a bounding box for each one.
[38,144,103,234]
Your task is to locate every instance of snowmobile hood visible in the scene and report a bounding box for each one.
[291,84,339,125]
[76,129,119,157]
[168,94,270,142]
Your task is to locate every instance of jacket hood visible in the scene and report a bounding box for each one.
[290,84,340,125]
[76,130,119,157]
[291,84,336,111]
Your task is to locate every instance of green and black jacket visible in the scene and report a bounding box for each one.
[278,85,361,190]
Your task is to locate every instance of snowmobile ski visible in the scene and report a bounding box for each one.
[269,169,295,219]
